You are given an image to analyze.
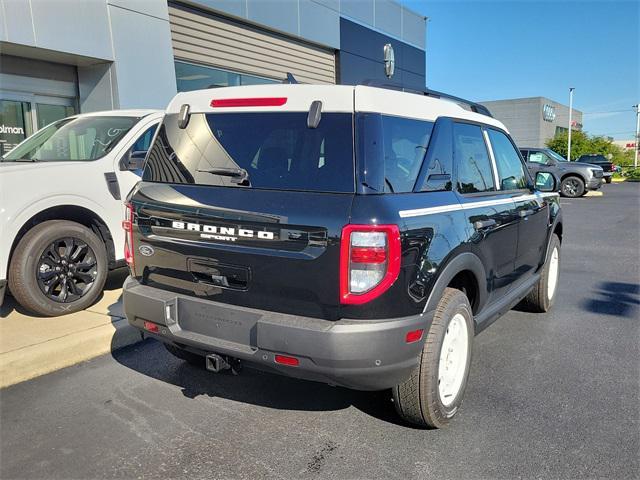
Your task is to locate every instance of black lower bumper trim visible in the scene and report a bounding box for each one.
[123,277,432,391]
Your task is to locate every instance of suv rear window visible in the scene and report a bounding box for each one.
[143,112,354,193]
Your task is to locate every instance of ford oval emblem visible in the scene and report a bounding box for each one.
[138,245,155,257]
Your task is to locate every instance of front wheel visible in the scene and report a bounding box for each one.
[8,220,107,317]
[604,176,612,184]
[560,176,585,198]
[393,288,474,428]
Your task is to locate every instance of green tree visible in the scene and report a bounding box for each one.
[546,130,634,165]
[546,130,590,160]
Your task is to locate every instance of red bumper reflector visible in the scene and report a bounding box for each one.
[405,329,424,343]
[143,321,159,333]
[210,97,287,108]
[274,354,299,366]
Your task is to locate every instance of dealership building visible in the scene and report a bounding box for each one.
[480,97,583,149]
[0,0,426,155]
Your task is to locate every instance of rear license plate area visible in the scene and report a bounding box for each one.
[176,297,260,345]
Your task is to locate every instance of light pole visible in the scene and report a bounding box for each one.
[634,104,639,168]
[567,87,575,161]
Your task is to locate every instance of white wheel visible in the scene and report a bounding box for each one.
[547,246,559,301]
[438,313,470,407]
[393,288,474,428]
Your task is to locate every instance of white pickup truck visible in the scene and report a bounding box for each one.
[0,109,162,316]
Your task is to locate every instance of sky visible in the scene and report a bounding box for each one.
[403,0,639,140]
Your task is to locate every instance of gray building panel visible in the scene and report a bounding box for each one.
[402,7,426,50]
[246,0,299,38]
[1,0,37,46]
[108,0,170,20]
[78,63,117,112]
[374,0,402,39]
[311,0,339,12]
[481,97,583,149]
[341,0,375,27]
[30,0,113,60]
[299,0,341,49]
[108,3,176,109]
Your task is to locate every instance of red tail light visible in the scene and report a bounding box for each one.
[339,224,401,305]
[210,97,287,108]
[122,203,135,274]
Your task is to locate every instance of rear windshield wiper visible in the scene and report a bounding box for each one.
[196,167,250,184]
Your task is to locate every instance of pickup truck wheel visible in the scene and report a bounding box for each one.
[604,176,612,184]
[8,220,107,317]
[560,176,584,198]
[164,343,204,367]
[392,288,473,428]
[520,234,561,313]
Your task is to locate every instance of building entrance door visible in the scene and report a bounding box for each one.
[0,93,76,156]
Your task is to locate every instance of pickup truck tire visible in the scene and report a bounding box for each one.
[164,343,205,367]
[392,288,473,429]
[8,220,107,317]
[520,234,561,313]
[560,176,585,198]
[605,176,612,184]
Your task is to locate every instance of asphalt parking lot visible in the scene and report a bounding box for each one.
[1,182,638,480]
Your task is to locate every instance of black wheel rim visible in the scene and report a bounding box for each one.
[36,237,98,303]
[563,179,579,196]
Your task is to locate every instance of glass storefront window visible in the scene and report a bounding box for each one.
[175,61,278,92]
[0,100,33,156]
[36,104,76,130]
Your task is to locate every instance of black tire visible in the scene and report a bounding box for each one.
[560,176,585,198]
[164,343,204,367]
[8,220,108,317]
[520,234,561,313]
[605,176,612,184]
[392,288,474,428]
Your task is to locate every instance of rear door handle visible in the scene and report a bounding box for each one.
[474,219,497,229]
[519,209,535,218]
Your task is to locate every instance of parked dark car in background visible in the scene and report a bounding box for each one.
[520,148,604,198]
[575,154,615,183]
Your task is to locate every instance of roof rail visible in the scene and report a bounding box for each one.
[359,80,493,118]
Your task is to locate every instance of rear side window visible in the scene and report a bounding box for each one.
[143,112,354,193]
[528,151,550,165]
[487,129,528,191]
[453,123,495,194]
[381,116,433,193]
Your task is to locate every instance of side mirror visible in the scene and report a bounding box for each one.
[535,171,557,192]
[120,150,147,171]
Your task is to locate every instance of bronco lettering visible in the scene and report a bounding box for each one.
[171,221,275,240]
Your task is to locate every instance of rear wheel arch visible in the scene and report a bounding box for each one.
[8,205,116,275]
[424,252,487,316]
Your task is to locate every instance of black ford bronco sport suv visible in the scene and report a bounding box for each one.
[123,84,562,428]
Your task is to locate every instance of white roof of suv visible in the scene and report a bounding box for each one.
[166,84,508,131]
[72,109,162,118]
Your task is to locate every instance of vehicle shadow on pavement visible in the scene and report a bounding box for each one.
[581,281,640,318]
[111,339,418,428]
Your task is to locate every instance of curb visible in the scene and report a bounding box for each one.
[0,318,142,389]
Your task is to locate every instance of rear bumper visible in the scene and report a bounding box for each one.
[123,277,431,391]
